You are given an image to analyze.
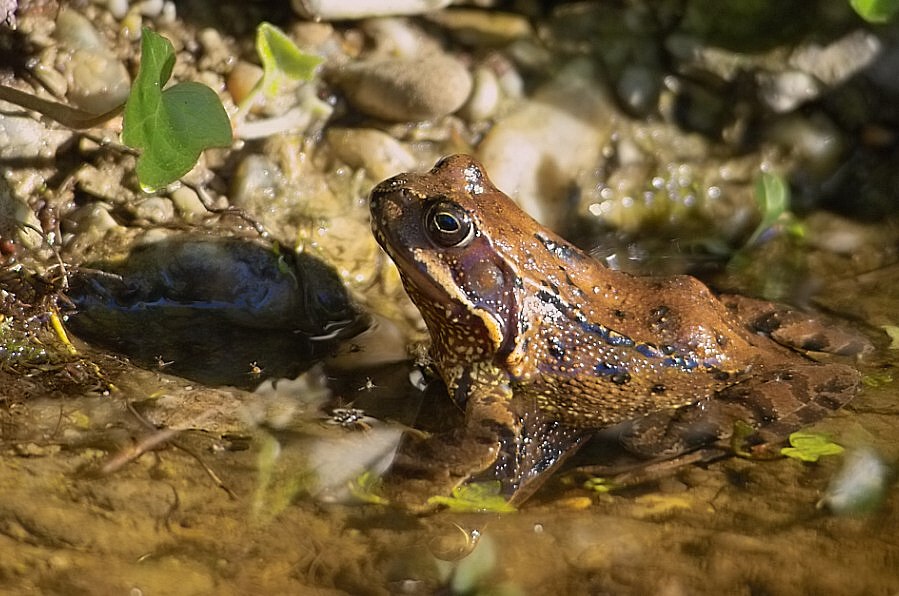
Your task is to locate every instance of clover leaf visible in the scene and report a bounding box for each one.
[781,432,845,462]
[122,28,232,192]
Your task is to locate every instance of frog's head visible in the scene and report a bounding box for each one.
[370,154,527,365]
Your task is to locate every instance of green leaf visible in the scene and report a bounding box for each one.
[862,371,894,388]
[582,477,616,493]
[347,471,389,505]
[256,22,323,97]
[880,325,899,349]
[850,0,899,23]
[781,432,845,462]
[746,172,792,246]
[428,481,517,513]
[123,28,232,191]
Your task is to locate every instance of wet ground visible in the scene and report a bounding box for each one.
[1,1,899,594]
[0,355,897,595]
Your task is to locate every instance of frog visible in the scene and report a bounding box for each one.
[369,154,867,508]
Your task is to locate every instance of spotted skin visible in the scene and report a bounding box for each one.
[370,154,866,507]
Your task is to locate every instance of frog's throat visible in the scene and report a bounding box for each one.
[402,247,507,355]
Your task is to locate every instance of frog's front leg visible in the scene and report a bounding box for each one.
[382,362,588,509]
[380,363,520,508]
[451,363,589,505]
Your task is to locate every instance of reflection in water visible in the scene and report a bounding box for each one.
[67,236,369,387]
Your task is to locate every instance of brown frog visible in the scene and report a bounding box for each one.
[370,154,866,507]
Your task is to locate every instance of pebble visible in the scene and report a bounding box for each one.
[170,186,207,218]
[459,65,501,122]
[0,180,43,250]
[55,8,131,114]
[230,155,284,210]
[330,54,472,122]
[292,0,452,20]
[31,49,68,97]
[789,30,881,86]
[819,449,891,514]
[68,202,123,244]
[617,64,659,116]
[106,0,129,20]
[326,127,416,181]
[132,197,175,224]
[477,59,614,228]
[0,111,72,160]
[226,61,264,107]
[757,70,820,113]
[425,8,534,47]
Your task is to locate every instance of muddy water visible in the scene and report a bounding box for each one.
[0,269,897,595]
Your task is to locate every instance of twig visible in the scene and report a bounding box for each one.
[0,83,123,129]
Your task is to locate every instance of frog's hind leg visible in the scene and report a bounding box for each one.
[712,361,861,453]
[594,361,861,486]
[721,294,873,356]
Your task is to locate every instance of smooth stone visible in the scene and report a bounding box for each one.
[292,0,452,20]
[326,127,416,181]
[331,54,472,122]
[477,59,615,228]
[55,8,131,114]
[459,65,501,122]
[132,197,175,224]
[0,179,43,250]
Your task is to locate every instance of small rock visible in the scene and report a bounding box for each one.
[230,154,284,211]
[478,59,615,227]
[55,8,130,114]
[170,186,207,218]
[326,127,416,181]
[330,54,472,122]
[617,64,659,116]
[69,202,122,242]
[789,30,882,86]
[819,449,892,515]
[132,197,175,224]
[227,61,263,107]
[292,0,452,20]
[460,65,501,122]
[0,110,72,161]
[0,179,42,249]
[426,8,534,47]
[757,70,820,113]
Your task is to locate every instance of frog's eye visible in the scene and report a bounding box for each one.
[424,201,474,248]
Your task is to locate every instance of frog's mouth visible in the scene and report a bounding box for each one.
[395,249,471,318]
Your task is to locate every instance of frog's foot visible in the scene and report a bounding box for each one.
[379,426,503,512]
[721,294,873,356]
[379,402,589,511]
[479,412,589,507]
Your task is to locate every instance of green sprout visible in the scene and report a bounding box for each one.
[122,28,232,191]
[745,171,802,247]
[236,22,323,118]
[850,0,899,22]
[780,432,845,463]
[428,482,517,513]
